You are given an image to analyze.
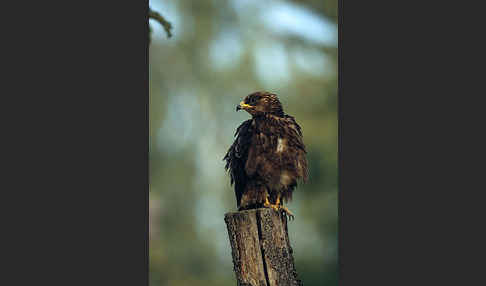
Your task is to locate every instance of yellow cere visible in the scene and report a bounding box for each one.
[239,101,253,109]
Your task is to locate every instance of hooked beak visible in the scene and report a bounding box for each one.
[236,101,252,112]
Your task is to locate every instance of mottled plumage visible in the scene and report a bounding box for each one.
[224,92,308,218]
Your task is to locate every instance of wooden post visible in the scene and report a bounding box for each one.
[224,208,303,286]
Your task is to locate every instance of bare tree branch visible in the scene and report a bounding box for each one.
[149,8,172,38]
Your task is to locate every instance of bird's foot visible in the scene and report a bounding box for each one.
[279,206,295,221]
[263,197,280,212]
[263,198,295,220]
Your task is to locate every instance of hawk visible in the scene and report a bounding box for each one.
[224,91,308,219]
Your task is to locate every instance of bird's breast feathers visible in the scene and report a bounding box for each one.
[244,115,307,183]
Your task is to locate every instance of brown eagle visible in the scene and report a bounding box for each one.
[224,91,308,219]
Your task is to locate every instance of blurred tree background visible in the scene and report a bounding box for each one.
[149,0,337,285]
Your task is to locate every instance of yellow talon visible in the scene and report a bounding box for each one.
[264,197,279,211]
[280,206,295,220]
[262,195,295,220]
[275,194,295,220]
[264,197,271,207]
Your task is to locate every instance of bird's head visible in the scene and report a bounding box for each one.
[236,91,284,117]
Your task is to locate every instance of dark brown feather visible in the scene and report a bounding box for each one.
[224,92,308,210]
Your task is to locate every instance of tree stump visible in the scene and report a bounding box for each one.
[224,208,303,286]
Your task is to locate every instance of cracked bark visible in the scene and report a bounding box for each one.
[224,208,303,286]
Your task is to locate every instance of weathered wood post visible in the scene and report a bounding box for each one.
[224,208,303,286]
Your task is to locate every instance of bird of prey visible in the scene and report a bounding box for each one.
[224,91,308,219]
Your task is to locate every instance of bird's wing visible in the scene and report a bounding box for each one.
[223,119,253,208]
[284,115,308,182]
[284,115,306,151]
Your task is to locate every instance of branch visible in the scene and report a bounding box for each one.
[149,8,172,38]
